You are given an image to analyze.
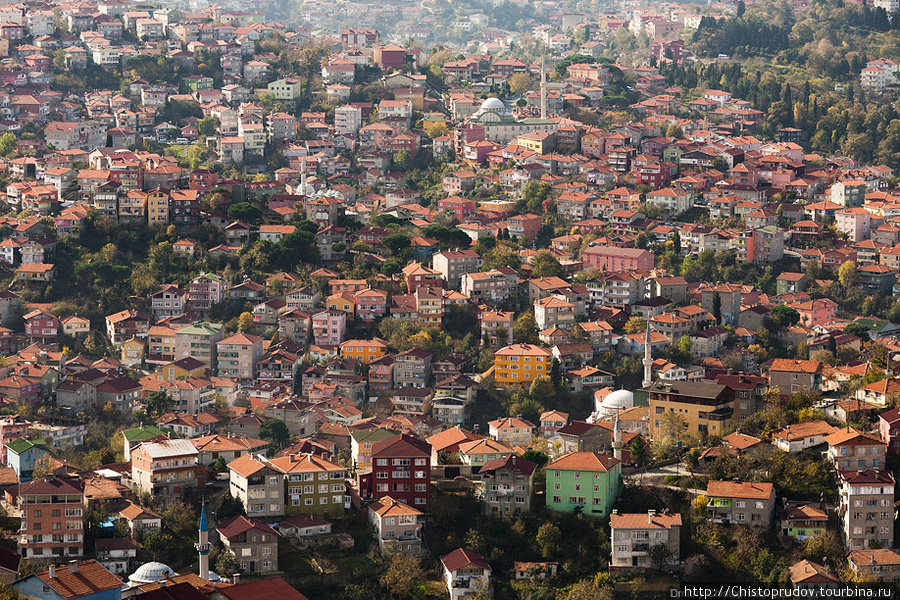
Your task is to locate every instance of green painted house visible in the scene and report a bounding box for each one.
[779,504,827,541]
[546,451,621,516]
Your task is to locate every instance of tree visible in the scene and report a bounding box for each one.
[531,251,563,278]
[535,523,561,559]
[648,543,673,570]
[382,234,411,256]
[227,202,263,224]
[509,72,533,96]
[839,261,859,289]
[32,455,54,479]
[528,375,555,405]
[0,132,16,157]
[380,552,424,599]
[213,548,241,577]
[624,316,647,334]
[513,313,539,344]
[628,436,647,466]
[712,293,722,325]
[559,580,614,600]
[259,418,290,450]
[217,492,246,520]
[237,312,255,333]
[146,390,172,418]
[198,116,219,137]
[426,122,449,138]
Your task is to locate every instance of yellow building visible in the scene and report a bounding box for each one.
[494,343,553,390]
[514,130,556,154]
[154,357,207,381]
[121,337,145,366]
[326,292,356,319]
[339,339,388,364]
[646,380,736,440]
[147,189,170,226]
[268,452,348,518]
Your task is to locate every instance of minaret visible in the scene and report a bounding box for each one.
[540,57,547,120]
[612,412,623,462]
[300,160,308,195]
[196,504,210,581]
[642,322,653,388]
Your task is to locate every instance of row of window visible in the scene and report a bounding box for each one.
[290,495,344,506]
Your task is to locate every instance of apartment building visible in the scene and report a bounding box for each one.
[705,480,776,527]
[227,454,284,519]
[131,439,201,503]
[609,510,681,571]
[216,333,263,382]
[268,452,347,518]
[17,476,84,559]
[839,469,894,551]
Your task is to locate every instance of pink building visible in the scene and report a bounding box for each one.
[789,298,837,327]
[835,208,872,243]
[583,245,655,272]
[312,310,346,347]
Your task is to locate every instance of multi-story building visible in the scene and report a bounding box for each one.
[7,437,50,481]
[647,381,735,440]
[188,273,227,316]
[174,322,223,371]
[545,452,621,516]
[493,344,553,390]
[705,480,776,527]
[432,250,483,289]
[17,477,84,560]
[462,268,518,302]
[583,245,654,272]
[394,348,433,388]
[216,333,263,382]
[848,549,900,583]
[768,358,823,396]
[839,469,894,551]
[488,417,535,446]
[780,504,828,541]
[609,510,681,571]
[216,515,279,575]
[534,297,576,331]
[268,452,347,518]
[441,549,492,600]
[130,439,201,504]
[339,339,387,364]
[825,427,885,471]
[359,433,431,507]
[368,496,425,556]
[478,454,536,517]
[227,454,284,519]
[312,310,346,347]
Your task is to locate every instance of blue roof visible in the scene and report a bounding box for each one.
[199,505,208,532]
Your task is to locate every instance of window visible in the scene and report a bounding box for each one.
[755,502,764,510]
[553,496,561,503]
[304,498,313,506]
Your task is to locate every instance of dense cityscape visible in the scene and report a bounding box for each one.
[0,0,892,597]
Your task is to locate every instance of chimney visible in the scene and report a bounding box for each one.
[289,453,296,462]
[68,561,78,574]
[160,579,167,588]
[48,565,55,578]
[232,573,240,585]
[611,509,618,515]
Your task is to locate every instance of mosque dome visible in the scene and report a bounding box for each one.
[598,389,634,417]
[480,97,506,111]
[128,562,176,587]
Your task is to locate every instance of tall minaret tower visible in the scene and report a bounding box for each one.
[540,57,548,120]
[612,412,623,462]
[300,159,308,195]
[642,322,653,388]
[196,504,210,581]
